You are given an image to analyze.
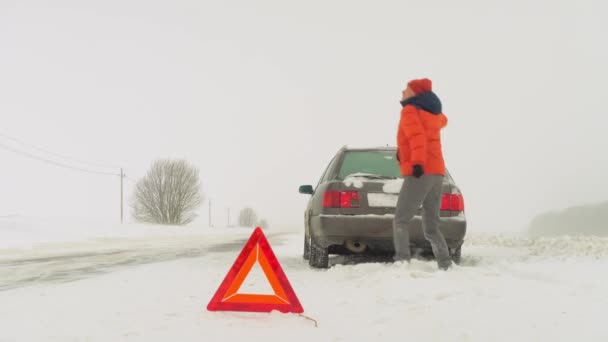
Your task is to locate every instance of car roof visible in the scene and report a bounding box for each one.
[340,145,396,152]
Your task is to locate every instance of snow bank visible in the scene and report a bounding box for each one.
[468,233,608,259]
[0,216,253,250]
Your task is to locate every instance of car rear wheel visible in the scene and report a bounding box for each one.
[451,246,462,265]
[303,235,311,260]
[309,239,329,269]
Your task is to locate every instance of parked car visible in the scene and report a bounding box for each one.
[299,146,466,268]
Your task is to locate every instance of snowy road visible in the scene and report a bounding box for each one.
[0,233,284,291]
[1,230,608,342]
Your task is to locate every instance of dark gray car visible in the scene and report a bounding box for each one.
[299,146,466,268]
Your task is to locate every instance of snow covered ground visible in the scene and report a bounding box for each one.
[1,218,608,341]
[0,216,254,250]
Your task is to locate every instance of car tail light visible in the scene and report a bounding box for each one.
[322,191,340,208]
[441,194,464,211]
[323,191,360,208]
[340,191,360,208]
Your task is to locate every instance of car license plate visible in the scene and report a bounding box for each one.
[367,193,398,207]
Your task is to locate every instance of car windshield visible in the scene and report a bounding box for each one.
[338,150,400,179]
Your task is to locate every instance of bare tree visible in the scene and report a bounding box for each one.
[258,218,269,230]
[238,207,258,227]
[132,159,202,225]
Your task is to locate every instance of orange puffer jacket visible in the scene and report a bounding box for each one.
[397,91,447,176]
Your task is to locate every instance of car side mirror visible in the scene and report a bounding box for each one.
[299,185,314,195]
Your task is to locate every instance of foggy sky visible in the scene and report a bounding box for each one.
[1,0,607,232]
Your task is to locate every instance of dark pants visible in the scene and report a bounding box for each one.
[393,175,452,269]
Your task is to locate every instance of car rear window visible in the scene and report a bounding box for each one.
[337,151,401,179]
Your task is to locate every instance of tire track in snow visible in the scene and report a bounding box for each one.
[0,233,287,291]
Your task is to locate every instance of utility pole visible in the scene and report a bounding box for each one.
[120,168,124,224]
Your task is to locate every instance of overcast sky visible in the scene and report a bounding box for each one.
[1,0,606,232]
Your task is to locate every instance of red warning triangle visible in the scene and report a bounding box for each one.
[207,227,304,313]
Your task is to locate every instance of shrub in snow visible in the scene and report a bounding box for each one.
[131,159,203,225]
[238,208,258,227]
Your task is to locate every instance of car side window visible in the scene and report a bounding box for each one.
[445,169,455,182]
[317,155,338,187]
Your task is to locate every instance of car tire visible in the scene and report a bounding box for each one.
[309,239,329,269]
[451,246,462,265]
[303,235,311,260]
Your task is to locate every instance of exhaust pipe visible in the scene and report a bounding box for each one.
[345,240,367,253]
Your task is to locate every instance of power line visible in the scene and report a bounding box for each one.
[0,133,127,223]
[0,142,120,176]
[0,131,119,170]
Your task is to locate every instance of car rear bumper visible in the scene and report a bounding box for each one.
[310,213,466,251]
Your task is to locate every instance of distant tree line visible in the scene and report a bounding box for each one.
[528,201,608,237]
